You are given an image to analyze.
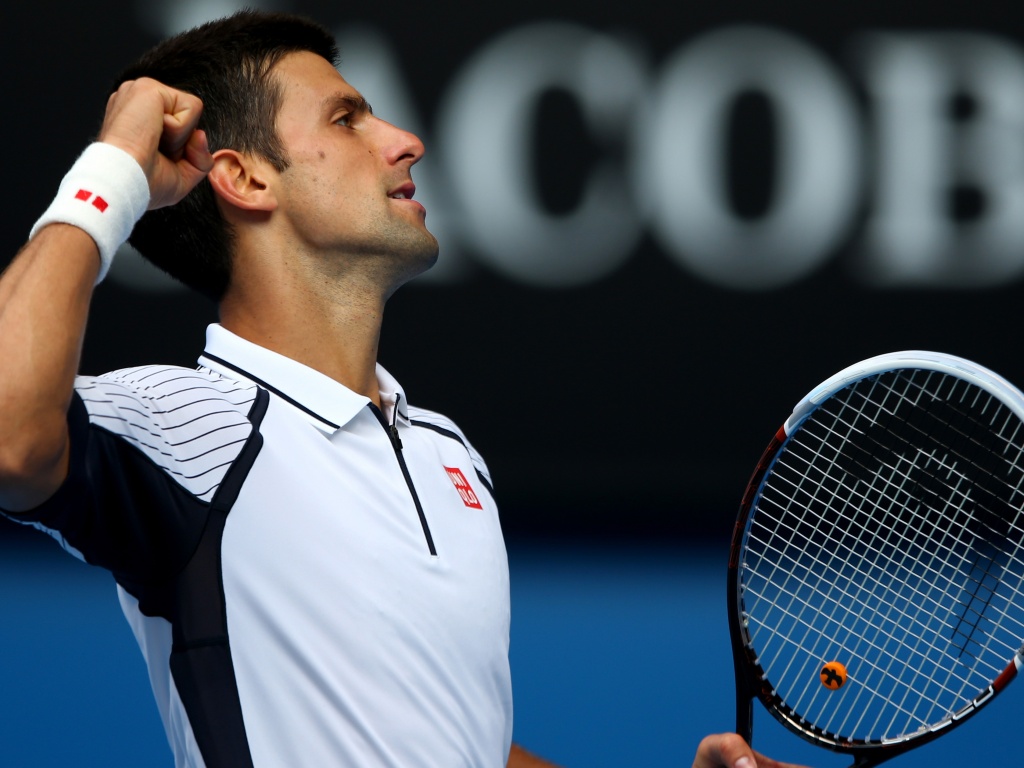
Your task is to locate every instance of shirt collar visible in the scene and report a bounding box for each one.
[197,324,408,434]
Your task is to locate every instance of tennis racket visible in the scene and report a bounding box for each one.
[728,351,1024,767]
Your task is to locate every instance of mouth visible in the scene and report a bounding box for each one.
[388,182,416,200]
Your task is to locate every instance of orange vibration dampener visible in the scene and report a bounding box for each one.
[820,661,848,690]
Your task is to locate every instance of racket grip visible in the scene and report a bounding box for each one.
[735,666,753,742]
[736,698,752,743]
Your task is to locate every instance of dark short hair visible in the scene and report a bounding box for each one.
[117,10,339,301]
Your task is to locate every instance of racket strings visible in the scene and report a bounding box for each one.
[740,368,1024,745]
[784,431,1024,660]
[814,443,1011,738]
[744,506,990,737]
[788,373,1024,612]
[770,428,1024,692]
[837,373,1024,661]
[835,375,1021,538]
[859,489,977,739]
[751,443,1024,673]
[747,462,996,728]
[782,417,1024,700]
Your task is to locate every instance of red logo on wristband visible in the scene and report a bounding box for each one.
[75,189,108,212]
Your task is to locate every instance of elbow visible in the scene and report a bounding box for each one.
[0,429,68,512]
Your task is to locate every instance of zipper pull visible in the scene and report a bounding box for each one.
[389,393,403,450]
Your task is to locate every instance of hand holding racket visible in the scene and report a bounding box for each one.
[728,351,1024,767]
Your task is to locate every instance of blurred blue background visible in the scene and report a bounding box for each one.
[2,532,1021,766]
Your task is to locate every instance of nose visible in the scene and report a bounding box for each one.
[376,117,425,167]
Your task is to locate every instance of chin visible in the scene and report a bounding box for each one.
[410,247,440,279]
[410,232,440,270]
[385,237,440,291]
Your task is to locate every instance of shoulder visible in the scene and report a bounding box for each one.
[67,364,264,501]
[73,363,262,459]
[86,362,256,396]
[407,405,493,490]
[76,363,259,415]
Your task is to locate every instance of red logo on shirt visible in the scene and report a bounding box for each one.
[444,466,483,509]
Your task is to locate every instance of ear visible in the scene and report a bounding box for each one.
[207,149,278,213]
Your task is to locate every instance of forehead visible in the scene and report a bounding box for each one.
[271,50,362,115]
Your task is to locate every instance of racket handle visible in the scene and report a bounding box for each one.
[735,678,753,742]
[736,702,752,743]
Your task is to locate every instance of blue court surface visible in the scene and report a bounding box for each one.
[0,535,1019,766]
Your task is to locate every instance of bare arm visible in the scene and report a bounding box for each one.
[0,78,212,511]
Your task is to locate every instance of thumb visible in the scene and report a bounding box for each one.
[692,734,811,768]
[178,128,214,190]
[693,733,755,768]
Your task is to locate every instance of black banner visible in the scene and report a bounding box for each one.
[6,0,1024,537]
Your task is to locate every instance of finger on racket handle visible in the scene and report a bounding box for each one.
[728,351,1024,767]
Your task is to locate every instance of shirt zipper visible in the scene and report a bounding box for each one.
[372,395,437,556]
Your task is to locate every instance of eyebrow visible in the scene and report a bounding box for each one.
[323,94,373,117]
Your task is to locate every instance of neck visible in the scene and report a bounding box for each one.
[218,264,388,407]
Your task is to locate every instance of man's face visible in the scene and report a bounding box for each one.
[267,50,438,284]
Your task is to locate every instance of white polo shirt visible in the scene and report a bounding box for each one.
[9,324,513,768]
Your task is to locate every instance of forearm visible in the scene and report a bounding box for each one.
[0,224,100,510]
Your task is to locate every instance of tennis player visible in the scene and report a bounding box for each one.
[0,9,801,768]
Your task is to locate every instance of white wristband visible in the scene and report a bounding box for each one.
[30,142,150,284]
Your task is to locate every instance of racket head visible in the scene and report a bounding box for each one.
[729,351,1024,765]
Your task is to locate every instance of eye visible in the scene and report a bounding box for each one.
[335,113,354,128]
